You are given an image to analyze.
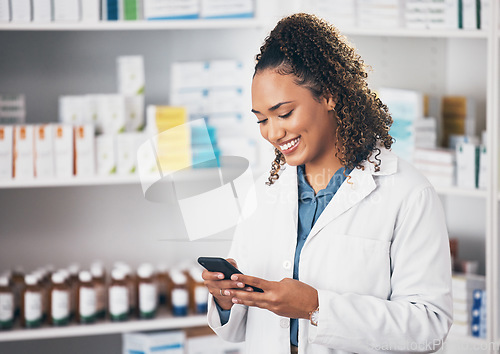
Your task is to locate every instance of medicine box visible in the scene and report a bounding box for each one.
[0,125,13,179]
[59,96,86,125]
[124,95,145,132]
[456,142,479,189]
[143,0,199,20]
[74,125,95,176]
[98,95,127,134]
[95,134,116,176]
[34,124,54,178]
[53,124,74,178]
[0,0,10,22]
[200,0,254,19]
[32,0,52,22]
[53,0,80,21]
[81,0,101,22]
[117,56,145,95]
[11,0,31,22]
[13,125,34,179]
[122,330,185,354]
[116,133,141,175]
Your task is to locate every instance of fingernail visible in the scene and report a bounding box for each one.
[218,274,224,279]
[237,282,244,287]
[232,298,238,304]
[231,275,238,281]
[224,290,230,296]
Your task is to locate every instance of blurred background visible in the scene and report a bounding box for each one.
[0,0,497,353]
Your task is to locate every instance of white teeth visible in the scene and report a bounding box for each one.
[280,137,300,151]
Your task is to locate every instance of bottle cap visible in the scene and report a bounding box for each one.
[68,264,80,276]
[170,270,187,285]
[78,271,92,283]
[90,264,104,278]
[25,274,38,286]
[0,276,9,287]
[51,272,65,284]
[58,269,70,280]
[111,268,126,281]
[137,263,154,279]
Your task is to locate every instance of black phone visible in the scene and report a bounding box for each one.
[197,257,264,293]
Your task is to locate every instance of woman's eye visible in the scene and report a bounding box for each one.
[257,118,268,124]
[278,110,294,118]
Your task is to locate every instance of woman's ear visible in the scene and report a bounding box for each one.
[325,94,337,111]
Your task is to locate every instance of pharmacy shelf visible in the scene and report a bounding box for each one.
[0,18,264,31]
[0,313,207,342]
[342,27,488,39]
[434,186,488,198]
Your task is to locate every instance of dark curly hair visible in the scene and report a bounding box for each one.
[255,13,394,185]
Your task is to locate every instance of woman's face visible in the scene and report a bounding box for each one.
[251,69,338,168]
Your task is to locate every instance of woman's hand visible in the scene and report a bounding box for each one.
[225,274,319,319]
[201,258,252,311]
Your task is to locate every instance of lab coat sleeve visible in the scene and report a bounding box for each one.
[308,186,453,353]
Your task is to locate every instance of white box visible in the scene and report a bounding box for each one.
[83,95,101,127]
[34,124,54,178]
[122,331,185,354]
[143,0,199,20]
[11,0,31,22]
[95,135,116,176]
[98,95,127,134]
[478,145,487,189]
[13,125,34,179]
[208,60,244,88]
[461,0,477,29]
[117,56,145,95]
[125,95,145,132]
[74,125,95,176]
[456,142,479,189]
[0,126,13,179]
[186,334,246,354]
[32,0,53,22]
[53,0,80,21]
[0,0,10,22]
[59,96,86,125]
[116,133,140,175]
[53,124,74,178]
[171,62,209,90]
[200,0,254,19]
[82,0,101,22]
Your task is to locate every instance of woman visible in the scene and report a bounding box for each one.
[202,13,452,354]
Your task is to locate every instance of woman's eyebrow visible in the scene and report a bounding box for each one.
[251,101,295,114]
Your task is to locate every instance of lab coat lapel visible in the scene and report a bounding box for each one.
[274,166,299,242]
[306,167,377,240]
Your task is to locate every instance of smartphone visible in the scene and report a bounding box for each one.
[197,257,264,293]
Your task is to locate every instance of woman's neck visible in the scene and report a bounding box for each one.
[304,157,343,194]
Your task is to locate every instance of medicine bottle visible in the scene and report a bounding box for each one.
[114,262,136,315]
[188,267,209,314]
[156,264,169,306]
[77,271,96,324]
[34,269,48,322]
[0,276,14,329]
[108,268,129,322]
[11,266,24,317]
[67,264,80,319]
[49,272,70,326]
[22,274,43,328]
[170,270,189,316]
[137,263,157,319]
[90,263,106,319]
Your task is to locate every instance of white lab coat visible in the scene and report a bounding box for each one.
[207,148,453,354]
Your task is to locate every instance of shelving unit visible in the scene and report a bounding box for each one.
[0,312,207,343]
[0,0,498,353]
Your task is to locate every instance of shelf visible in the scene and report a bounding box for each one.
[434,186,487,198]
[342,27,488,39]
[0,313,207,342]
[0,19,264,31]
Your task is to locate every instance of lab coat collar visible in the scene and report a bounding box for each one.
[274,148,398,242]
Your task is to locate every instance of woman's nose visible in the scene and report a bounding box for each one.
[266,118,285,143]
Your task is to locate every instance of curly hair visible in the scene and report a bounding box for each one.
[255,13,394,185]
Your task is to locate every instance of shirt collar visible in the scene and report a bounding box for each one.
[297,164,351,201]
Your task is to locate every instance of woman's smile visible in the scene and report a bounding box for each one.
[278,136,301,155]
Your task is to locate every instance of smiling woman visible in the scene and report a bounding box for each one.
[201,13,452,354]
